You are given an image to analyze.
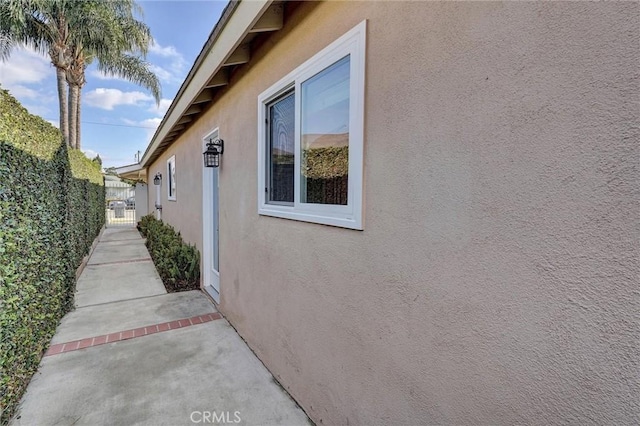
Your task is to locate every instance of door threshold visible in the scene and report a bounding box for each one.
[204,285,220,303]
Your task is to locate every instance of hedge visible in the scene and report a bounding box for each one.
[0,88,104,425]
[137,215,200,293]
[302,146,348,179]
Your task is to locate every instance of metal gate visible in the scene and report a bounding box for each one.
[105,181,136,227]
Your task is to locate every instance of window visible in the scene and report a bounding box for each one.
[258,21,366,230]
[167,155,176,201]
[267,91,295,204]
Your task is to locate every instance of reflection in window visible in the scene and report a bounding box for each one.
[268,92,295,203]
[301,55,350,205]
[167,156,176,200]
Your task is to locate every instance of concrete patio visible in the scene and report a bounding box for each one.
[11,227,310,426]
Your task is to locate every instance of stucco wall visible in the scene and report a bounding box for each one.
[146,127,204,253]
[148,1,639,424]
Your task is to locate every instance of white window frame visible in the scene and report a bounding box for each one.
[167,155,176,201]
[257,20,366,230]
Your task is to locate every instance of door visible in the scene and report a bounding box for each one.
[209,167,220,296]
[134,182,148,221]
[203,130,220,302]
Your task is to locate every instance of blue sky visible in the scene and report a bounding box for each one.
[0,0,228,168]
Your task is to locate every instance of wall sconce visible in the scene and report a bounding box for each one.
[203,138,224,168]
[153,172,162,185]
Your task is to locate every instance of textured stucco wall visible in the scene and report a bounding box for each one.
[146,129,204,253]
[149,1,639,424]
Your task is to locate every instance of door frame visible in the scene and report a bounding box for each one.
[202,128,220,302]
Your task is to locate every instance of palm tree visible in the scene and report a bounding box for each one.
[0,0,161,149]
[65,0,160,149]
[0,32,13,60]
[0,0,75,145]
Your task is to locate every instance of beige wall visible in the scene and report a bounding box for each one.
[148,1,639,424]
[146,127,204,253]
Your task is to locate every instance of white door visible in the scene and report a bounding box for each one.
[134,182,148,221]
[203,130,220,302]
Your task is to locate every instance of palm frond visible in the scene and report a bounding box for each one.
[97,53,161,103]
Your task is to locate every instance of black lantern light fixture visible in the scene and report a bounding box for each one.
[153,172,162,185]
[203,138,224,168]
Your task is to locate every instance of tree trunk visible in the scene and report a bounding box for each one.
[56,66,69,146]
[68,84,79,149]
[76,86,82,150]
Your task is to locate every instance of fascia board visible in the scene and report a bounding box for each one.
[114,163,143,174]
[141,0,273,168]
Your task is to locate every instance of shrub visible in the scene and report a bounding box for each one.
[0,89,104,425]
[137,215,200,292]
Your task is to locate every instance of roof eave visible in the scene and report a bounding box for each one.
[114,163,146,181]
[140,0,276,168]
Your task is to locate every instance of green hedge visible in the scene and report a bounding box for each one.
[0,89,104,425]
[137,215,200,292]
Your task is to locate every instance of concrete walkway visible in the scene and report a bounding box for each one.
[11,227,310,426]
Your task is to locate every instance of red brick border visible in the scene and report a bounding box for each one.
[45,313,222,357]
[88,258,152,267]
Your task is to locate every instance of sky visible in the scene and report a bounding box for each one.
[0,0,228,169]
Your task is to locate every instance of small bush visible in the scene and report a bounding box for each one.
[138,215,200,292]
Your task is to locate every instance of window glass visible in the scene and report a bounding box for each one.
[167,156,176,200]
[268,92,295,203]
[170,161,176,196]
[300,55,350,205]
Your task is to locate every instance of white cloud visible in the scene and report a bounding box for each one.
[149,64,176,84]
[123,116,160,132]
[148,98,172,115]
[82,149,99,159]
[149,43,181,58]
[47,119,59,129]
[122,117,162,143]
[143,119,161,140]
[122,117,162,129]
[0,47,54,109]
[8,84,41,99]
[121,116,162,141]
[140,117,162,128]
[0,47,50,86]
[23,103,52,118]
[85,88,153,110]
[149,42,187,84]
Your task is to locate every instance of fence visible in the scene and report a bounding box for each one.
[105,181,136,226]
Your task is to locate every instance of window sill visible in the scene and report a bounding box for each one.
[258,206,362,230]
